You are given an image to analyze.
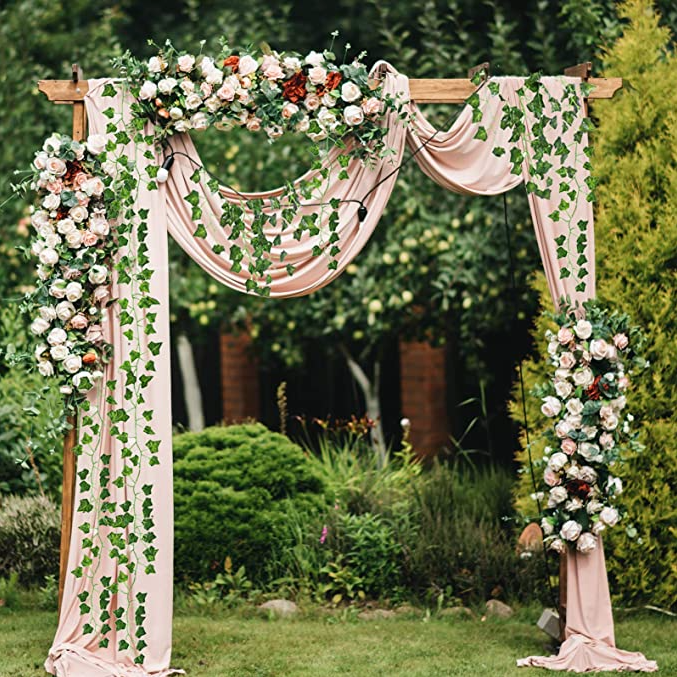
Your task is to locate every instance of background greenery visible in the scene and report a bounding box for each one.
[0,0,675,614]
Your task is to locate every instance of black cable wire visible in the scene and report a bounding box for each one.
[502,192,559,613]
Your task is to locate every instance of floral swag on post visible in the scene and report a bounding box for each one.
[530,301,648,554]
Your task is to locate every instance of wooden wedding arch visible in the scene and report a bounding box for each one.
[38,60,623,638]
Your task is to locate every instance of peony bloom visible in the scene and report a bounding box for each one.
[560,520,582,541]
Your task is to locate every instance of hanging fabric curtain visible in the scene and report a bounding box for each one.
[46,63,655,676]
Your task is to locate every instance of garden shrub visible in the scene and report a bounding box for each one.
[173,423,325,583]
[0,494,60,584]
[512,0,677,611]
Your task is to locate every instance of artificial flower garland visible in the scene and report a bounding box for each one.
[23,133,114,401]
[532,300,647,553]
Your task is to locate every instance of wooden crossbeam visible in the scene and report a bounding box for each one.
[38,76,623,106]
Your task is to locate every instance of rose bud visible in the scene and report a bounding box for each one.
[82,351,98,365]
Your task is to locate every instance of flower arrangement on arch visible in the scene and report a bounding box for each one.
[22,132,115,398]
[532,300,647,554]
[119,38,391,157]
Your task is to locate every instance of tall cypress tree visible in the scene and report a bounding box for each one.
[511,0,677,610]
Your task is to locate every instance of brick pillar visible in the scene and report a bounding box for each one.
[220,332,260,422]
[399,339,449,457]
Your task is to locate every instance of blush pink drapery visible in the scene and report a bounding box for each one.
[45,64,655,675]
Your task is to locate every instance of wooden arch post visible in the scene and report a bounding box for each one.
[38,61,622,627]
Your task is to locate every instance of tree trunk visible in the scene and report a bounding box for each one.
[176,332,205,431]
[340,345,386,464]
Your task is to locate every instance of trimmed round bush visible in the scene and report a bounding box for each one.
[0,494,60,584]
[173,423,325,583]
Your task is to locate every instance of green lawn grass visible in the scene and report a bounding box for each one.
[0,605,673,676]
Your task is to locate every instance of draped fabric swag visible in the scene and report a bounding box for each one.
[45,62,656,675]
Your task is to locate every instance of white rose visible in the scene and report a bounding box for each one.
[582,425,598,440]
[592,521,606,536]
[63,354,82,374]
[590,339,609,360]
[566,398,584,415]
[559,351,576,369]
[31,210,50,227]
[50,344,69,361]
[43,193,60,210]
[44,233,61,249]
[188,112,208,131]
[185,93,202,110]
[46,157,67,176]
[578,442,601,462]
[49,279,67,299]
[554,380,573,399]
[148,56,165,73]
[158,77,178,94]
[65,281,83,302]
[65,230,83,248]
[205,96,222,113]
[200,57,215,75]
[565,497,584,513]
[549,538,566,554]
[540,396,562,418]
[177,54,195,72]
[86,134,107,155]
[548,452,569,472]
[560,519,582,541]
[555,368,571,381]
[576,532,597,553]
[34,152,49,170]
[282,102,299,119]
[43,134,62,153]
[88,265,108,285]
[37,360,54,377]
[90,216,110,237]
[31,241,45,256]
[586,500,604,515]
[601,413,619,431]
[39,248,59,266]
[55,301,76,321]
[343,105,364,126]
[238,55,259,76]
[47,327,67,345]
[574,319,593,339]
[341,82,361,103]
[307,129,328,142]
[180,78,195,94]
[295,116,310,133]
[304,50,325,67]
[317,107,338,130]
[599,506,619,527]
[579,466,597,483]
[573,367,594,387]
[606,345,618,362]
[30,317,51,335]
[205,69,223,86]
[308,66,327,85]
[56,218,76,235]
[548,486,568,507]
[283,56,302,71]
[69,205,88,223]
[37,306,56,322]
[565,463,581,480]
[169,107,184,120]
[540,518,554,536]
[174,120,192,133]
[321,92,336,108]
[138,80,158,101]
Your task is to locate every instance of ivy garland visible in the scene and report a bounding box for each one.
[467,70,596,292]
[14,42,606,665]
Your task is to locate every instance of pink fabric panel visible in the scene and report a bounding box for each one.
[46,79,182,677]
[517,543,658,672]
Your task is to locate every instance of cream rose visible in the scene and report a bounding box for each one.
[38,360,54,377]
[560,520,582,541]
[138,80,158,100]
[49,280,67,299]
[589,338,609,360]
[304,94,321,111]
[69,205,88,223]
[191,113,209,131]
[65,230,83,248]
[55,301,76,321]
[340,81,362,102]
[578,442,601,462]
[343,105,364,126]
[554,419,572,439]
[238,55,259,76]
[63,354,82,374]
[308,66,327,85]
[549,538,566,554]
[548,451,569,472]
[573,367,594,387]
[177,54,196,72]
[361,97,382,115]
[282,102,299,119]
[148,56,165,73]
[576,532,597,553]
[566,398,584,415]
[574,319,593,339]
[50,344,68,361]
[56,218,76,235]
[304,51,324,67]
[559,351,576,369]
[70,313,89,329]
[88,265,108,285]
[548,486,568,507]
[613,333,629,350]
[554,380,573,399]
[540,396,562,418]
[65,281,83,302]
[47,327,67,345]
[557,327,574,344]
[599,506,619,527]
[43,193,60,210]
[565,497,584,513]
[216,83,235,101]
[39,248,59,266]
[46,157,67,177]
[586,500,604,515]
[30,318,51,335]
[541,518,554,536]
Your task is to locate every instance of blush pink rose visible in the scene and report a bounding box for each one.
[361,97,382,115]
[544,467,561,487]
[73,172,89,190]
[216,83,236,101]
[200,82,213,97]
[82,231,99,247]
[46,180,64,194]
[561,438,577,455]
[557,327,574,344]
[70,313,89,329]
[613,333,629,350]
[85,324,104,343]
[63,268,82,280]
